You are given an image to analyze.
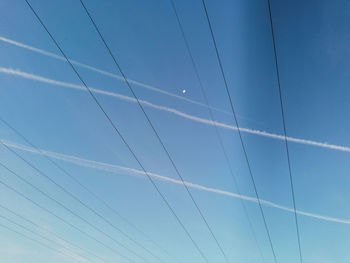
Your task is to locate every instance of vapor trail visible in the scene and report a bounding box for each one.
[0,36,228,115]
[1,67,349,153]
[1,139,349,225]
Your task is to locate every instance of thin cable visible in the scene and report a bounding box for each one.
[0,203,112,263]
[169,1,266,261]
[0,178,132,262]
[0,158,146,262]
[200,1,278,262]
[266,1,303,262]
[0,141,161,260]
[0,222,98,262]
[0,115,179,263]
[0,141,155,263]
[0,213,97,263]
[78,1,227,262]
[23,1,208,261]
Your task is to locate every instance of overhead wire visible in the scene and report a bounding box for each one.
[0,203,112,263]
[266,0,303,262]
[0,222,98,263]
[0,158,148,263]
[0,178,133,262]
[0,213,97,263]
[199,0,278,262]
[23,0,209,261]
[0,115,180,263]
[78,1,228,262]
[0,133,161,262]
[168,0,266,261]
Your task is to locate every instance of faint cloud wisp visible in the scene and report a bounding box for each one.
[2,139,350,226]
[1,67,349,153]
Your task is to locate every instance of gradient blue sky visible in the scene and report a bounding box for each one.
[1,0,350,262]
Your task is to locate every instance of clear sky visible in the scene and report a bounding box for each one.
[0,0,350,262]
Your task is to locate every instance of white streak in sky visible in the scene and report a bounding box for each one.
[49,235,101,263]
[1,67,349,153]
[1,139,350,225]
[0,36,229,115]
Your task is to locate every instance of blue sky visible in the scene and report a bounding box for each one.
[0,0,350,262]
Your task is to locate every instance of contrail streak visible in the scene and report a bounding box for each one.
[0,36,229,115]
[1,67,349,153]
[1,139,350,225]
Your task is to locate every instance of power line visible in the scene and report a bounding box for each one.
[0,115,180,263]
[266,1,303,262]
[0,213,97,263]
[0,158,148,263]
[78,1,228,262]
[0,178,132,262]
[0,222,97,263]
[23,1,208,261]
[0,203,112,263]
[168,1,266,262]
[199,1,278,262]
[0,138,160,263]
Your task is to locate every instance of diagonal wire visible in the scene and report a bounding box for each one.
[0,156,149,263]
[78,1,228,262]
[0,179,132,262]
[0,203,112,263]
[0,222,98,263]
[200,0,278,262]
[0,213,98,263]
[23,0,208,261]
[168,0,265,261]
[0,115,180,263]
[266,1,303,262]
